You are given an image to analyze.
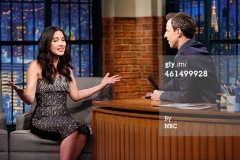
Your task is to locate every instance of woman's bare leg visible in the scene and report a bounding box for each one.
[60,131,79,160]
[72,133,87,160]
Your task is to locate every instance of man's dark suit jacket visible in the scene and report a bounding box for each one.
[160,39,220,103]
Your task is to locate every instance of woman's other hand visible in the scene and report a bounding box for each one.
[8,80,24,95]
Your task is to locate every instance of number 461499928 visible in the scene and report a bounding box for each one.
[164,70,208,77]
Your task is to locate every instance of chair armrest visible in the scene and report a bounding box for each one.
[0,113,7,130]
[16,113,33,130]
[101,84,113,100]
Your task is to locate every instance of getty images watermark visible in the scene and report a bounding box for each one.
[164,116,177,129]
[165,60,208,78]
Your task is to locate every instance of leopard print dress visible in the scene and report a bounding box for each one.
[30,76,90,142]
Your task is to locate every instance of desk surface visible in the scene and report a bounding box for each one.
[92,98,240,118]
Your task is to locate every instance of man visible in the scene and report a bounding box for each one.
[151,12,220,103]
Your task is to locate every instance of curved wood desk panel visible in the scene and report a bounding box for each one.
[92,99,240,160]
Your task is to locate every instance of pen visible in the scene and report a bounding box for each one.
[221,85,230,96]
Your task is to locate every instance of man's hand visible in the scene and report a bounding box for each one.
[151,90,164,101]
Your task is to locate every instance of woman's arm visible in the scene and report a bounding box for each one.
[8,60,40,105]
[68,70,121,102]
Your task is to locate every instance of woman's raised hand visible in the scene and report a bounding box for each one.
[100,73,122,88]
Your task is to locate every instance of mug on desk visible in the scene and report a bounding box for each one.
[227,96,236,112]
[216,94,227,111]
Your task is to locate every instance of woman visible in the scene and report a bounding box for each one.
[8,26,121,160]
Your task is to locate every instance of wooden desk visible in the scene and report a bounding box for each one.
[92,98,240,160]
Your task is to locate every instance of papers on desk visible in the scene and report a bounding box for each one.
[157,103,212,110]
[176,106,212,110]
[158,103,202,107]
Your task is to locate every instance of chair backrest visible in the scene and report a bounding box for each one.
[0,79,3,113]
[66,77,113,125]
[31,77,113,125]
[0,78,7,130]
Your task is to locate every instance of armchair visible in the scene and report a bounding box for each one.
[0,79,9,160]
[10,77,113,160]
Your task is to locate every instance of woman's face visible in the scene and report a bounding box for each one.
[50,31,66,56]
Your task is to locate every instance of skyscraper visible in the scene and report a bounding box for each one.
[211,1,218,39]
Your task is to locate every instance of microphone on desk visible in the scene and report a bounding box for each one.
[147,76,159,90]
[145,76,159,99]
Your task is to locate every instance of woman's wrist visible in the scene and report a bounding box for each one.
[99,83,106,89]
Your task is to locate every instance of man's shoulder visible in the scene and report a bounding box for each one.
[178,44,210,56]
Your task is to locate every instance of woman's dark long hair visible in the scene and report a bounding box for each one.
[37,26,73,84]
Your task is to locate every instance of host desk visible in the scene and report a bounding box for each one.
[92,98,240,160]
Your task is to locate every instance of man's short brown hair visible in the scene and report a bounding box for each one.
[165,12,196,39]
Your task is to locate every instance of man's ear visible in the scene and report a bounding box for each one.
[176,28,182,38]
